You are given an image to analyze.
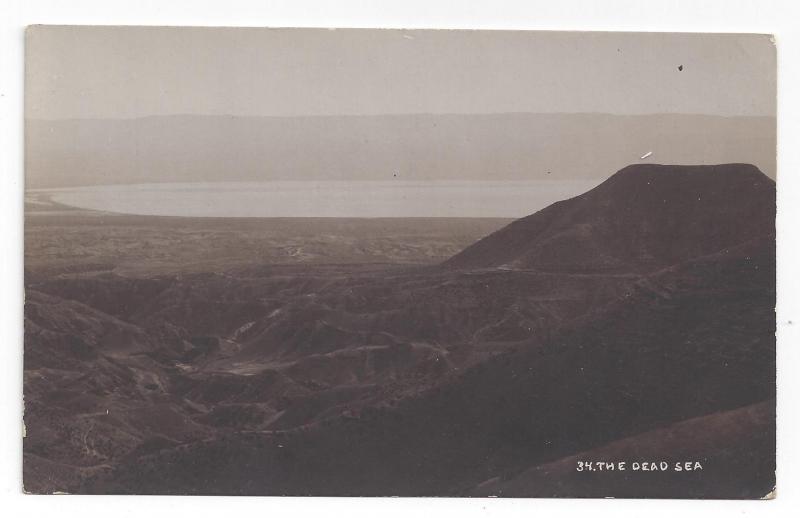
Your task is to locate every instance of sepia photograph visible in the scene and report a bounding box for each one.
[22,25,776,498]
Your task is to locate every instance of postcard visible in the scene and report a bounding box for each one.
[24,26,776,497]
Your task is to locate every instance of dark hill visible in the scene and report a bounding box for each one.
[445,163,775,273]
[469,401,775,498]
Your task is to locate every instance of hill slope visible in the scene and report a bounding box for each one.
[86,234,775,497]
[445,163,775,273]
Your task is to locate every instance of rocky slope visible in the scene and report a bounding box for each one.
[445,163,775,273]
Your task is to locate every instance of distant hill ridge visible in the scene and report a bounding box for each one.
[26,113,775,188]
[445,163,775,273]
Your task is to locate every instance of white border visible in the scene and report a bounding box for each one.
[2,1,799,516]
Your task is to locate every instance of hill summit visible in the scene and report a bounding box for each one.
[445,163,775,273]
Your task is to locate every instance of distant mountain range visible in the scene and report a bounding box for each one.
[26,113,775,188]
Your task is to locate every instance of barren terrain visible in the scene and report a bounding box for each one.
[23,164,776,497]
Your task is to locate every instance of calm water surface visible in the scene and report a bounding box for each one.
[43,180,600,218]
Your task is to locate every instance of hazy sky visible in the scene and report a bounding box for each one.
[26,26,775,119]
